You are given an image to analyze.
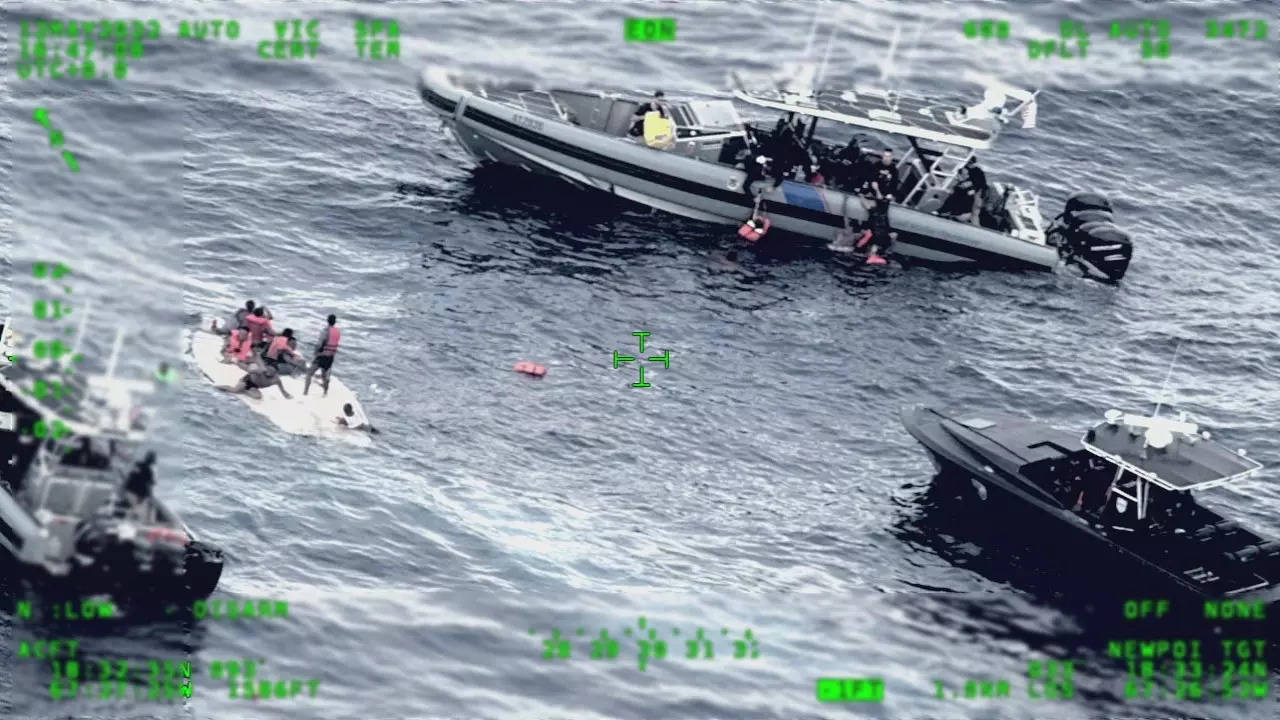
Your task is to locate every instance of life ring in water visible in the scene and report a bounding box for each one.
[737,217,771,243]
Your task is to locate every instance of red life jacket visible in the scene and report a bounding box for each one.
[227,329,244,354]
[320,326,340,356]
[245,314,272,344]
[266,335,292,360]
[737,217,771,242]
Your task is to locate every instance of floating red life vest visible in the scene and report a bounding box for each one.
[737,217,771,243]
[513,361,547,377]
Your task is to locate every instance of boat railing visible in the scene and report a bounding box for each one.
[476,85,567,122]
[1004,186,1047,244]
[900,144,974,208]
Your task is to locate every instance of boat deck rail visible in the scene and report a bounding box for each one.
[473,85,568,122]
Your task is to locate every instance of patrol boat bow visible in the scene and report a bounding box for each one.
[902,404,1280,619]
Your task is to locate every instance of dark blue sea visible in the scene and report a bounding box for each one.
[2,1,1278,719]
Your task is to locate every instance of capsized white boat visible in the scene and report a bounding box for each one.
[187,320,372,447]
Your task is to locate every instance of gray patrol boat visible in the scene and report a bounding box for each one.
[417,63,1134,283]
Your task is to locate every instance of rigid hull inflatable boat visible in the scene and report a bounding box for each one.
[417,64,1135,283]
[0,318,223,601]
[903,404,1280,623]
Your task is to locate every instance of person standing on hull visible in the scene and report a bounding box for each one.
[304,314,340,397]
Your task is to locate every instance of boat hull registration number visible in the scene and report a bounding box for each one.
[512,113,544,132]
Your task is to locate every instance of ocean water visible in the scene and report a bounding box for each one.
[1,1,1278,719]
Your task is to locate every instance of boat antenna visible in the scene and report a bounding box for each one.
[879,23,903,84]
[1151,340,1184,419]
[801,2,822,58]
[816,25,839,87]
[894,18,940,98]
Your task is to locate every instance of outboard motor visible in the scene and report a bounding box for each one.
[1048,191,1134,282]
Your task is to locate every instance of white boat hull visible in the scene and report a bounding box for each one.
[187,326,372,447]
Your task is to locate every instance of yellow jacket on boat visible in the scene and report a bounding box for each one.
[643,111,674,149]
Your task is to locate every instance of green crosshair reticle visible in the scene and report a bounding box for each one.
[612,332,672,388]
[21,261,83,448]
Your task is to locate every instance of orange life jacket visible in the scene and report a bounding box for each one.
[319,326,340,356]
[245,314,272,344]
[266,335,292,360]
[737,217,771,242]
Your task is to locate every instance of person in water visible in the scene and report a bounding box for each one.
[861,196,897,262]
[218,360,291,400]
[303,314,340,397]
[154,362,178,385]
[334,402,376,433]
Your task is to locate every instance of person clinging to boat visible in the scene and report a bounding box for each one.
[217,359,292,400]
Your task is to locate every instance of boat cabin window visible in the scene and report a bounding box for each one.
[62,437,112,469]
[42,481,81,516]
[1023,451,1112,510]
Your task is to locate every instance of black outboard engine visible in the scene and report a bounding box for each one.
[1046,191,1134,282]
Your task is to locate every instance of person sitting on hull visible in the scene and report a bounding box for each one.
[263,328,305,375]
[244,306,275,354]
[217,360,291,400]
[629,91,668,137]
[222,324,253,366]
[213,300,255,336]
